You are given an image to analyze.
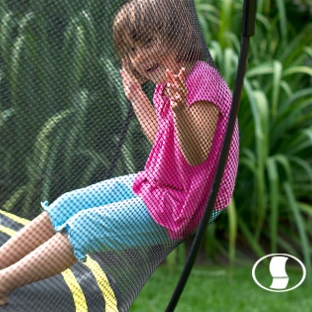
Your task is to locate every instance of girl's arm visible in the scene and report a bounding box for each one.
[173,101,219,166]
[167,68,219,166]
[120,62,158,144]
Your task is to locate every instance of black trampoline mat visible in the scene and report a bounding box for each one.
[0,210,118,312]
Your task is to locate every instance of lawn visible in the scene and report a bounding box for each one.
[130,264,311,312]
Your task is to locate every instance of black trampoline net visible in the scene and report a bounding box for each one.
[0,0,239,311]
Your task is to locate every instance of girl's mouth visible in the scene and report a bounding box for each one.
[146,64,159,73]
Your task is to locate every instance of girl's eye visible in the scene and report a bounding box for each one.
[146,38,153,44]
[129,47,135,53]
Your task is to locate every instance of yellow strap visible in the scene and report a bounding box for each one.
[0,225,16,237]
[0,209,29,226]
[84,256,119,312]
[61,269,88,312]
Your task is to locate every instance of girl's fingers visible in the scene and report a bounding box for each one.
[121,56,132,74]
[121,58,139,85]
[166,69,175,85]
[121,57,130,72]
[121,57,126,67]
[120,68,130,81]
[166,67,186,90]
[179,67,186,78]
[166,73,178,93]
[168,68,186,87]
[166,67,187,109]
[177,68,186,86]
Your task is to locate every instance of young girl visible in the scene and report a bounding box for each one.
[0,0,238,306]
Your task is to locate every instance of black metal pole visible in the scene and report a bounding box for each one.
[165,1,257,311]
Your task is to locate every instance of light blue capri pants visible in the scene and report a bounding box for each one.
[42,174,171,262]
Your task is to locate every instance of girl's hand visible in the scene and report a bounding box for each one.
[120,57,143,102]
[166,67,188,112]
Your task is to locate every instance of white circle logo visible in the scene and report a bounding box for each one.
[252,253,306,292]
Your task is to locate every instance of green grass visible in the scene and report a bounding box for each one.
[131,264,311,312]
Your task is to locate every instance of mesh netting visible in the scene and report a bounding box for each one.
[0,0,239,311]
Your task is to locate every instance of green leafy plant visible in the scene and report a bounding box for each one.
[196,0,312,273]
[0,1,149,217]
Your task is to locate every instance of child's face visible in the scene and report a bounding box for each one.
[127,35,181,85]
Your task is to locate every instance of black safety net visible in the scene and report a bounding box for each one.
[0,0,240,311]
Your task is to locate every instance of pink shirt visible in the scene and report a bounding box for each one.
[133,61,239,239]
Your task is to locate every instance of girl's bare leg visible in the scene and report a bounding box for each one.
[0,212,55,269]
[0,231,77,306]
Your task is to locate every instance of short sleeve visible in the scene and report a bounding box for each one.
[186,62,232,117]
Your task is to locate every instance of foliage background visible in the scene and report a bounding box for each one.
[194,0,312,273]
[0,0,311,273]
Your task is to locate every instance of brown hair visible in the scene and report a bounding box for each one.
[113,0,204,66]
